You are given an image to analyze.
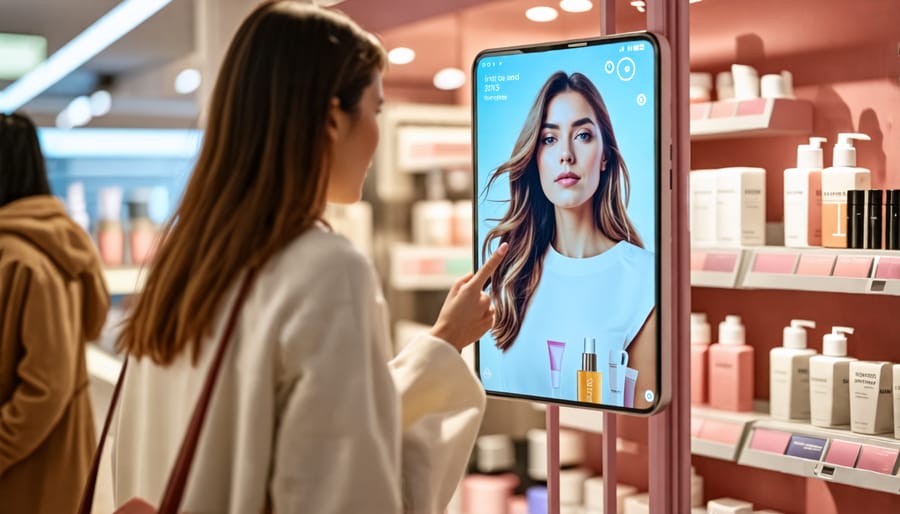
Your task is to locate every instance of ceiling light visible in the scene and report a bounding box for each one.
[174,68,201,95]
[89,90,112,117]
[0,0,172,113]
[67,96,93,127]
[55,110,74,130]
[388,47,416,65]
[559,0,593,13]
[433,68,466,90]
[525,6,559,22]
[38,128,203,158]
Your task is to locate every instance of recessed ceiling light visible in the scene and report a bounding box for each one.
[525,6,559,22]
[174,68,201,95]
[559,0,593,13]
[433,68,466,90]
[67,96,93,127]
[89,90,112,117]
[388,47,416,65]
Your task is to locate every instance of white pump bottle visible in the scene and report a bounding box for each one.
[770,320,817,420]
[822,133,871,248]
[809,326,857,427]
[784,137,826,247]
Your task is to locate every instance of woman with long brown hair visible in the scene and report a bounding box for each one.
[112,2,506,512]
[480,71,656,409]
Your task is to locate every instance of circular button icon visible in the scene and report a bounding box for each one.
[636,93,647,106]
[617,57,636,81]
[644,390,655,402]
[604,60,615,74]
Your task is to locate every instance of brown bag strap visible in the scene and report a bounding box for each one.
[78,269,258,514]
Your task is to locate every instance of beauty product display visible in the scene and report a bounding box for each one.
[577,338,602,404]
[731,64,760,100]
[97,186,124,267]
[849,361,894,435]
[866,189,883,250]
[822,133,872,248]
[453,200,473,247]
[66,182,90,233]
[691,312,711,405]
[708,315,755,412]
[769,319,817,421]
[526,429,584,481]
[760,73,790,99]
[690,169,718,247]
[462,473,519,514]
[623,493,650,514]
[128,191,157,266]
[887,190,900,250]
[476,434,515,474]
[548,340,566,399]
[809,327,857,427]
[608,349,630,406]
[690,72,713,103]
[894,365,900,439]
[783,137,826,247]
[558,468,590,508]
[412,169,454,246]
[716,167,766,247]
[708,498,753,514]
[846,190,866,249]
[716,71,734,101]
[583,477,638,514]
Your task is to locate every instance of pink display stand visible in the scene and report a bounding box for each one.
[544,1,690,513]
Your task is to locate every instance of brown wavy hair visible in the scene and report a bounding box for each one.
[481,71,643,351]
[118,1,386,364]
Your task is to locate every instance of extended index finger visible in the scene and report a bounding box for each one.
[471,242,509,290]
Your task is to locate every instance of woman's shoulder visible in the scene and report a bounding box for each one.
[618,241,655,268]
[0,233,57,282]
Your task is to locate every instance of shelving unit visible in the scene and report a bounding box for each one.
[102,266,145,296]
[689,98,814,140]
[389,243,471,291]
[691,246,900,296]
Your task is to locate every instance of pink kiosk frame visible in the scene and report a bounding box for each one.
[543,1,690,513]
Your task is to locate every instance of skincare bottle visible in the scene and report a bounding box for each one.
[849,361,893,435]
[822,133,872,248]
[769,320,817,421]
[783,137,826,247]
[128,192,157,266]
[577,338,602,404]
[846,190,866,249]
[866,189,883,250]
[690,170,718,247]
[691,313,711,405]
[716,167,766,247]
[893,364,900,439]
[97,187,124,267]
[708,315,755,412]
[609,348,629,406]
[66,182,90,234]
[887,190,900,250]
[809,327,857,427]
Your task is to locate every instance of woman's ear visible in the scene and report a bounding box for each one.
[326,97,345,143]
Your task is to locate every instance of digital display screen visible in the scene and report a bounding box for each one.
[473,34,662,412]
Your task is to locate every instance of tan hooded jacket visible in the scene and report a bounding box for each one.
[0,195,109,514]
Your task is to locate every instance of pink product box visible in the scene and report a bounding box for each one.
[691,102,711,120]
[709,101,736,119]
[749,428,792,455]
[691,252,708,271]
[855,445,899,475]
[736,98,768,116]
[832,255,874,278]
[698,419,745,445]
[752,253,798,274]
[824,439,861,468]
[795,254,836,276]
[704,252,739,273]
[875,257,900,279]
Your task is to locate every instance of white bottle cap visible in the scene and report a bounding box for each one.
[782,319,816,349]
[822,326,854,357]
[476,434,515,473]
[718,315,745,345]
[832,133,871,167]
[559,468,590,506]
[98,186,123,221]
[691,313,711,345]
[796,137,827,169]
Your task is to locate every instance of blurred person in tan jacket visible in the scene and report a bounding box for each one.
[0,112,109,513]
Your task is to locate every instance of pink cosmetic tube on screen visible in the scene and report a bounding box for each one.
[547,340,566,398]
[623,368,639,408]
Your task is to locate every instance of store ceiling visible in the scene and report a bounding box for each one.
[0,0,896,127]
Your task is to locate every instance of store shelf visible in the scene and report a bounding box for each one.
[389,244,471,291]
[691,246,900,296]
[102,266,146,295]
[689,98,814,140]
[691,405,763,461]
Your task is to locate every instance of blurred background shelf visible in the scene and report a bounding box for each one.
[102,266,145,295]
[689,98,814,140]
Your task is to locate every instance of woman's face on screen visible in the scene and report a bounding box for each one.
[536,91,606,210]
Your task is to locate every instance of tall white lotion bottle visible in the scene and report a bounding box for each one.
[770,320,817,420]
[809,326,857,427]
[784,137,826,247]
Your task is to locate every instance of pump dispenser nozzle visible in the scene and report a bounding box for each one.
[797,137,827,169]
[833,133,871,167]
[822,326,854,357]
[718,315,746,345]
[782,319,816,349]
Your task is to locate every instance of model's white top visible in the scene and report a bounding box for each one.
[832,132,871,167]
[796,137,827,169]
[112,226,485,514]
[782,319,816,349]
[718,314,746,345]
[691,312,711,345]
[822,326,855,357]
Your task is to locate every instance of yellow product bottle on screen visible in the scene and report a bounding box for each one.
[577,338,603,404]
